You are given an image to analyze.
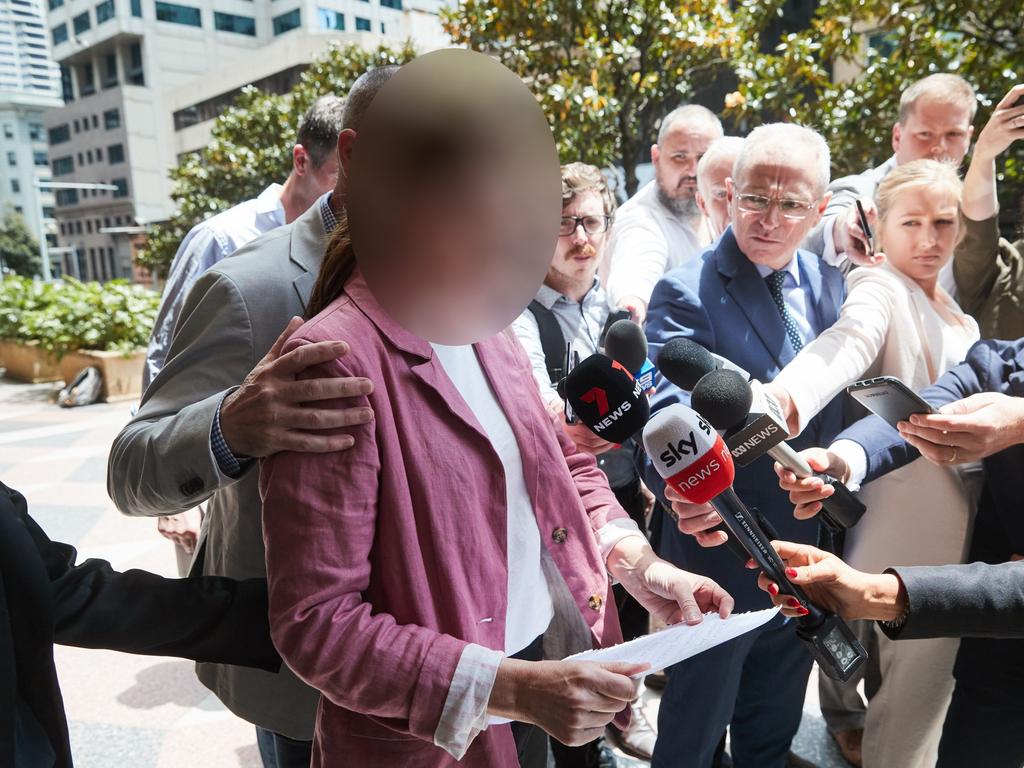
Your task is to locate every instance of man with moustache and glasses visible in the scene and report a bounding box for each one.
[604,105,724,323]
[512,162,658,765]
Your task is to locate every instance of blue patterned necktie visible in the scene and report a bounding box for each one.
[766,270,804,353]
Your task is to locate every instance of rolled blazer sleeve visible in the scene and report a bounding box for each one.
[882,561,1024,640]
[107,269,257,517]
[260,340,468,744]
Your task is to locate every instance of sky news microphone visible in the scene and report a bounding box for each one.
[655,337,752,391]
[691,369,865,531]
[563,353,650,444]
[642,403,867,682]
[604,319,656,392]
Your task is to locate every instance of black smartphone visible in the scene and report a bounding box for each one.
[1014,94,1024,109]
[855,199,875,257]
[847,376,936,430]
[599,308,632,348]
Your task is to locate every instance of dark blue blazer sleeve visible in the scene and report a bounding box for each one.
[836,339,1024,483]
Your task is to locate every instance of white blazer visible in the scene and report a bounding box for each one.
[773,263,979,434]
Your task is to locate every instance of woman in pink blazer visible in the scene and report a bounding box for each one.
[259,212,733,767]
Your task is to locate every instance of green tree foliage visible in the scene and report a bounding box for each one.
[0,208,41,278]
[729,0,1024,209]
[138,41,417,274]
[442,0,739,197]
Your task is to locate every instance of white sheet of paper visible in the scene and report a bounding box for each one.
[564,607,779,676]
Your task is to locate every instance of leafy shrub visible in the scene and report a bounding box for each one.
[0,276,159,358]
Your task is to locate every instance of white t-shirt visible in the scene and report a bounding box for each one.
[430,343,554,653]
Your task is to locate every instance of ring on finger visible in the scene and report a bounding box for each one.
[948,446,958,463]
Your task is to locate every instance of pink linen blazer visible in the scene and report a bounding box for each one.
[260,272,629,767]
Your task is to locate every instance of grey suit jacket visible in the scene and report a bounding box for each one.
[803,156,898,258]
[882,561,1024,641]
[106,200,329,739]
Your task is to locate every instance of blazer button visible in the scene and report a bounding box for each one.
[551,527,568,544]
[588,593,603,611]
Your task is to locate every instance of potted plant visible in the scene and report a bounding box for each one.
[0,276,160,400]
[0,276,61,382]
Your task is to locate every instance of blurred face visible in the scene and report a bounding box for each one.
[697,153,736,239]
[878,185,960,288]
[893,99,974,166]
[728,150,829,270]
[548,190,608,290]
[294,145,341,199]
[652,123,719,218]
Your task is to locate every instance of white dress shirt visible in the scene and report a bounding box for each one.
[604,180,706,310]
[143,183,286,391]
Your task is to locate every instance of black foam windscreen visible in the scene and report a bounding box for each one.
[604,319,648,373]
[691,369,753,432]
[564,353,650,443]
[657,338,716,391]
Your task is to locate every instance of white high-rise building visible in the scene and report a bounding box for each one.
[42,0,449,281]
[0,0,62,247]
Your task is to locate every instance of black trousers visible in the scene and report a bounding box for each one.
[937,681,1024,768]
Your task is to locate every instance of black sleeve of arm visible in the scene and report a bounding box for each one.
[10,483,280,671]
[882,561,1024,640]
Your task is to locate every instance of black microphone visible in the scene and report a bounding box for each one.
[642,402,868,682]
[691,369,866,531]
[604,319,656,391]
[656,337,751,391]
[563,353,650,444]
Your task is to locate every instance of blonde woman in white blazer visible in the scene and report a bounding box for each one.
[771,159,980,768]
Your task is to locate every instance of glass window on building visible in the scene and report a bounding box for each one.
[34,151,47,166]
[214,11,256,35]
[48,0,63,8]
[155,2,202,27]
[102,51,118,87]
[6,151,16,167]
[60,65,74,102]
[2,124,12,139]
[28,123,44,142]
[380,0,401,8]
[107,143,124,163]
[355,16,370,31]
[96,0,114,23]
[73,10,91,34]
[112,177,128,198]
[103,108,120,129]
[131,0,142,17]
[272,8,300,35]
[127,42,144,85]
[79,62,96,96]
[51,155,73,175]
[49,124,70,144]
[10,179,20,193]
[51,23,68,45]
[317,8,343,30]
[95,147,104,162]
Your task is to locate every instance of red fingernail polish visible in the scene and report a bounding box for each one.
[798,606,810,616]
[768,583,779,596]
[787,598,800,608]
[785,568,798,578]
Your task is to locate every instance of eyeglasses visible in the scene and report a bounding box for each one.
[735,193,817,221]
[559,215,611,236]
[708,188,728,201]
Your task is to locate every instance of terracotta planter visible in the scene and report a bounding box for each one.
[0,339,62,383]
[59,349,146,403]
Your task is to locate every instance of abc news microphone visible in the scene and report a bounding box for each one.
[641,403,867,682]
[658,338,865,532]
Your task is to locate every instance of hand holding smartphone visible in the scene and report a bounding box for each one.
[847,376,935,430]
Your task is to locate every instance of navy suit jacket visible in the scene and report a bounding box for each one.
[644,227,847,611]
[838,337,1024,687]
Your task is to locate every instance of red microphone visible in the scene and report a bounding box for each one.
[642,402,868,682]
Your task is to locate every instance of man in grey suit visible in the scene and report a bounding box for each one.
[804,74,976,274]
[106,66,398,768]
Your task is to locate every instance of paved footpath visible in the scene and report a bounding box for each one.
[0,377,849,768]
